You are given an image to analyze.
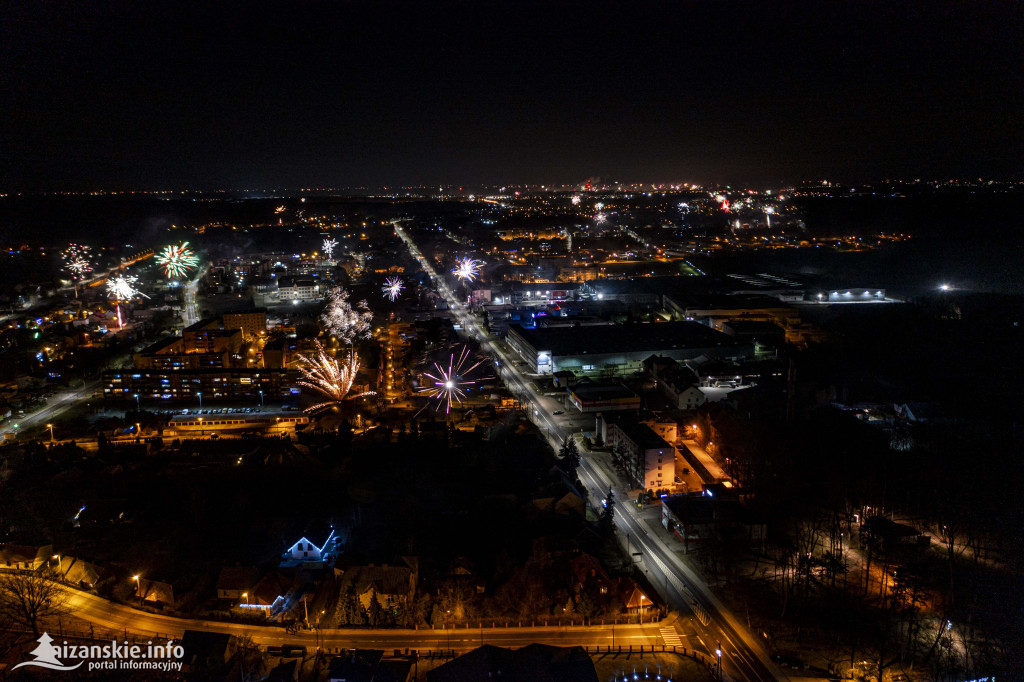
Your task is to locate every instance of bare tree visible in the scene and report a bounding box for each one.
[0,569,69,636]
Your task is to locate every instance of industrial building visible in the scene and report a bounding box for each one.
[505,321,750,376]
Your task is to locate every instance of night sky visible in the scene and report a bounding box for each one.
[2,1,1022,191]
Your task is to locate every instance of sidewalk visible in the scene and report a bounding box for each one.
[678,439,728,482]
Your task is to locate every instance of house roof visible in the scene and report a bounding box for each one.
[252,570,293,606]
[510,321,737,357]
[0,544,50,565]
[616,577,653,609]
[569,553,613,589]
[62,557,103,585]
[138,578,174,605]
[661,494,752,526]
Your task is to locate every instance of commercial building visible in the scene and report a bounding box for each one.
[599,417,675,491]
[567,383,640,413]
[103,368,293,404]
[506,321,749,375]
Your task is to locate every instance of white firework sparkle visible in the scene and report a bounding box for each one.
[594,213,608,224]
[106,275,148,301]
[322,237,338,260]
[296,341,372,414]
[320,286,373,345]
[382,277,405,301]
[419,346,487,414]
[452,257,483,282]
[61,243,93,278]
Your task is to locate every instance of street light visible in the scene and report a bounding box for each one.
[197,417,203,436]
[46,423,54,443]
[134,393,140,411]
[53,554,63,580]
[258,390,263,407]
[197,392,202,409]
[132,575,142,606]
[242,592,248,606]
[716,644,723,681]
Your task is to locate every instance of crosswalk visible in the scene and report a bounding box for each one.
[660,626,683,646]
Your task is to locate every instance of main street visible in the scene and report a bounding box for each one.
[395,224,786,682]
[0,379,100,441]
[63,587,668,653]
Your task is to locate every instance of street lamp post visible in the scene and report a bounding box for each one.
[53,554,63,580]
[132,575,141,606]
[197,392,202,410]
[197,417,203,436]
[46,423,54,443]
[134,393,140,411]
[258,390,263,407]
[716,644,723,681]
[242,592,248,606]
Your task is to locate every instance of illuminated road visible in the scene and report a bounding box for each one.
[181,268,205,327]
[64,587,667,652]
[0,380,100,441]
[395,223,786,682]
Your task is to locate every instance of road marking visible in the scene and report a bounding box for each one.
[660,626,683,646]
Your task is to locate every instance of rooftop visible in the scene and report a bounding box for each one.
[509,321,737,356]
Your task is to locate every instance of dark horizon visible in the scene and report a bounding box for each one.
[3,1,1023,192]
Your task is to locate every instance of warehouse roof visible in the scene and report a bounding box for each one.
[508,321,737,356]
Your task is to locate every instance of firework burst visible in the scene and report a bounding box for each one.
[296,341,372,413]
[320,286,373,345]
[106,274,148,329]
[156,242,200,279]
[61,243,93,279]
[452,257,483,283]
[382,277,405,301]
[106,275,147,301]
[418,346,487,414]
[322,237,338,260]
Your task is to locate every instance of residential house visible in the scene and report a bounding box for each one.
[616,577,655,614]
[0,543,53,571]
[568,553,613,596]
[280,529,341,569]
[61,556,103,589]
[136,577,175,607]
